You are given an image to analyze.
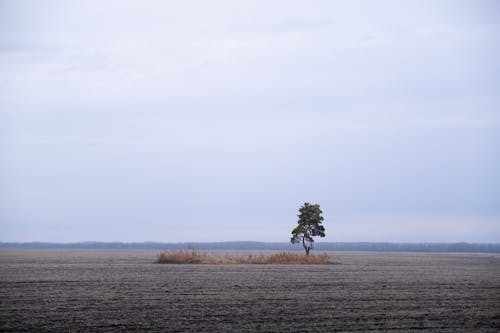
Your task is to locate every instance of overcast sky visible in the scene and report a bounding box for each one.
[1,0,499,243]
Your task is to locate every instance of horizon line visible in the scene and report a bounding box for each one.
[1,240,500,244]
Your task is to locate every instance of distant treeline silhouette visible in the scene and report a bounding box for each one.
[1,241,499,253]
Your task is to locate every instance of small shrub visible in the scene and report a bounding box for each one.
[156,250,335,265]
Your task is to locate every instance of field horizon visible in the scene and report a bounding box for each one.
[1,241,500,253]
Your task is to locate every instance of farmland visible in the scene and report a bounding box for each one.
[1,250,499,332]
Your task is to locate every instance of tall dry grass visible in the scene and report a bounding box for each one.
[156,250,334,265]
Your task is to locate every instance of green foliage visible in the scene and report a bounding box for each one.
[291,202,326,255]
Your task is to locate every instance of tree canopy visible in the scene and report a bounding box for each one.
[290,202,326,255]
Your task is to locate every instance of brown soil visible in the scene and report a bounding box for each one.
[1,250,499,332]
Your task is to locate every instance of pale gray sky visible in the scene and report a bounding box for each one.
[1,0,499,242]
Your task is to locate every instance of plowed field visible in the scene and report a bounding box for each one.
[1,250,499,332]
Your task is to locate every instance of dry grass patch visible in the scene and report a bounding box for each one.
[156,249,209,264]
[156,250,335,265]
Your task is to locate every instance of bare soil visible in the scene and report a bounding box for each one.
[1,250,499,332]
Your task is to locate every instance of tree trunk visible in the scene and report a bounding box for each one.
[302,236,308,255]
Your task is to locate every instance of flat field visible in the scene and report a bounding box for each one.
[1,250,499,332]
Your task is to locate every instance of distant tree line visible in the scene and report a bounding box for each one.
[1,242,499,253]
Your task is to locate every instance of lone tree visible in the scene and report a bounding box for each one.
[291,202,325,255]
